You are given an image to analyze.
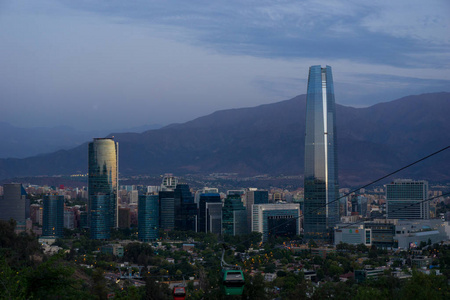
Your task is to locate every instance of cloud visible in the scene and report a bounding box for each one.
[57,0,450,69]
[0,0,448,130]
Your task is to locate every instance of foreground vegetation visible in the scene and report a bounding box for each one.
[1,220,450,299]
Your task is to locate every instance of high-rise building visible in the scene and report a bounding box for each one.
[42,195,64,238]
[304,65,339,241]
[174,184,197,231]
[198,193,221,233]
[138,195,159,242]
[64,209,75,229]
[386,179,429,220]
[246,189,269,233]
[205,202,222,234]
[0,183,28,224]
[252,203,301,242]
[118,207,131,228]
[88,138,118,239]
[351,195,368,217]
[161,174,178,191]
[159,191,175,230]
[222,194,247,236]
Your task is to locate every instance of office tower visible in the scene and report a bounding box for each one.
[138,195,159,242]
[161,174,178,191]
[0,183,28,223]
[351,195,368,217]
[198,193,221,232]
[304,65,339,241]
[159,191,175,230]
[246,189,269,234]
[222,194,247,236]
[64,209,75,229]
[195,187,219,204]
[227,190,245,198]
[339,195,349,217]
[205,202,222,234]
[118,207,131,228]
[174,184,197,231]
[42,195,64,238]
[252,203,301,242]
[88,138,118,239]
[386,179,429,219]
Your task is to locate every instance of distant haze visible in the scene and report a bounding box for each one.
[0,92,449,186]
[0,1,449,131]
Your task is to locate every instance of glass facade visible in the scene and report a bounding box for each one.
[88,138,118,239]
[304,65,339,241]
[42,195,64,238]
[90,194,110,239]
[222,195,247,236]
[206,202,222,234]
[138,195,159,242]
[386,180,429,219]
[199,193,221,233]
[174,184,197,231]
[159,191,175,230]
[246,190,269,234]
[252,204,300,242]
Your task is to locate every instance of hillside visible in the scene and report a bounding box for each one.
[0,92,449,186]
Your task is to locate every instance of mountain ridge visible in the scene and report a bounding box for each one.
[0,92,449,186]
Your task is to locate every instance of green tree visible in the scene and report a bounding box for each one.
[242,273,269,300]
[91,268,108,300]
[400,271,450,299]
[0,258,27,300]
[144,276,171,300]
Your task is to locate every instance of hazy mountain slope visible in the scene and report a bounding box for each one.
[0,123,163,158]
[0,92,448,186]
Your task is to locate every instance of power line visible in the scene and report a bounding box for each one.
[263,144,450,241]
[307,144,450,217]
[338,191,450,230]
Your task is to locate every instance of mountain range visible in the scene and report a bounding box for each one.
[0,92,449,186]
[0,122,163,158]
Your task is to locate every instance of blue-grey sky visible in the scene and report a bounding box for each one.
[1,0,449,130]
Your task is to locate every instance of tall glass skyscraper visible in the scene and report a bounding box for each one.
[222,194,247,236]
[174,184,197,231]
[304,65,339,241]
[88,138,118,239]
[199,193,221,233]
[138,194,159,242]
[42,194,64,238]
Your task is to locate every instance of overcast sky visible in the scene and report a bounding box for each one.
[1,0,449,131]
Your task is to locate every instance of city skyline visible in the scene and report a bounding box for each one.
[1,1,449,131]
